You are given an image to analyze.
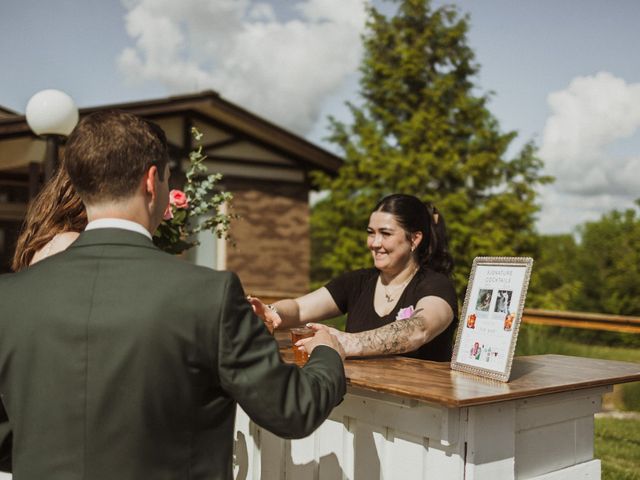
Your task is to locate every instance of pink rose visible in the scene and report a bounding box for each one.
[163,204,174,221]
[169,189,189,209]
[395,305,415,321]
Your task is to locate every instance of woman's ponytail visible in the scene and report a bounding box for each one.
[422,204,454,276]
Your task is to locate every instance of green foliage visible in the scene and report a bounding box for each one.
[596,417,640,480]
[528,203,640,320]
[572,206,640,316]
[311,0,551,295]
[527,234,581,309]
[153,127,234,254]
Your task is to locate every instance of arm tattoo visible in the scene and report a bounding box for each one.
[352,315,427,356]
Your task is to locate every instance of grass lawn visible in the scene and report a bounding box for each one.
[596,416,640,480]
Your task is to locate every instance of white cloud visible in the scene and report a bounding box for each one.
[538,72,640,233]
[117,0,366,135]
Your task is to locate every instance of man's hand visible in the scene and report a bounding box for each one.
[247,296,282,333]
[296,323,346,361]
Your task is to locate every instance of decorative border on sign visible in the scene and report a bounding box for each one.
[451,256,533,382]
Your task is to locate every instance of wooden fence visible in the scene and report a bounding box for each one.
[523,308,640,334]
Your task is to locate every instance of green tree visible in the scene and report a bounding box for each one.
[529,201,640,317]
[526,202,640,349]
[527,234,581,310]
[311,0,551,295]
[571,202,640,316]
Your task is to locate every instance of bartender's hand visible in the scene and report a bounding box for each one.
[247,296,282,333]
[297,324,346,361]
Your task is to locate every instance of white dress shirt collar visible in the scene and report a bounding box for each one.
[85,218,152,240]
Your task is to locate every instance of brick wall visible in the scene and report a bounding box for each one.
[225,179,310,298]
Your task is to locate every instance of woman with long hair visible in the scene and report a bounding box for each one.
[250,193,458,361]
[12,165,87,272]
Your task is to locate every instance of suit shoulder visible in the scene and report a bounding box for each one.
[162,257,238,284]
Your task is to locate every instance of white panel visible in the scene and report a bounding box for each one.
[342,415,355,479]
[330,393,450,442]
[516,388,605,431]
[574,417,595,465]
[516,419,584,479]
[0,472,10,479]
[233,388,606,480]
[465,402,516,480]
[258,428,285,479]
[317,417,349,480]
[233,407,261,479]
[192,120,233,144]
[528,459,601,480]
[425,438,465,479]
[187,159,305,183]
[211,141,294,165]
[154,117,185,147]
[287,432,318,479]
[351,418,386,480]
[185,216,218,269]
[387,430,427,480]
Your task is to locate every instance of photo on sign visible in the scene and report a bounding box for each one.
[451,257,533,382]
[475,289,493,312]
[494,290,512,313]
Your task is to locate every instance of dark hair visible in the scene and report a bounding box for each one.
[12,165,87,271]
[65,110,169,204]
[374,194,454,276]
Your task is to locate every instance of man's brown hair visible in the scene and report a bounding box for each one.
[65,110,169,204]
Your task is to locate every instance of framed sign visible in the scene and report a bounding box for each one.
[451,257,533,382]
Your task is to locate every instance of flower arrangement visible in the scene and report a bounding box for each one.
[153,127,234,255]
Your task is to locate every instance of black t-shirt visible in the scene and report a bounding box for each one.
[325,268,459,362]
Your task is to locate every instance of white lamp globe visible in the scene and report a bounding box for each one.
[26,89,79,136]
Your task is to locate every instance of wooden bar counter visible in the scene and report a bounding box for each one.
[233,333,640,479]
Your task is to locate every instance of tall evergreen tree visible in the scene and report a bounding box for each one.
[311,0,551,295]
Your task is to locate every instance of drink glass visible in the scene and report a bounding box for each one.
[290,327,314,365]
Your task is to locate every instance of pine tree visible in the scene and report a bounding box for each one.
[311,0,551,295]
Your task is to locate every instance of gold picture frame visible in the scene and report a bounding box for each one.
[451,256,533,382]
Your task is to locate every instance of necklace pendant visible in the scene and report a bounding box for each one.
[385,293,394,303]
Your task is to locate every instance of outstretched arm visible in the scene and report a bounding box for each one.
[248,287,342,330]
[218,274,346,439]
[305,295,453,357]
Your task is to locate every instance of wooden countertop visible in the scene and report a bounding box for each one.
[276,332,640,408]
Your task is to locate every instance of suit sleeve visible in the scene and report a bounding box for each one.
[216,273,346,439]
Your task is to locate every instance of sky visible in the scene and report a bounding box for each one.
[2,0,640,234]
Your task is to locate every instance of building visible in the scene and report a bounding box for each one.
[0,91,342,300]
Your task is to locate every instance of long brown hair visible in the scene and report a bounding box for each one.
[12,165,87,271]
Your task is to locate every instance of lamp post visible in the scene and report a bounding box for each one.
[25,89,79,182]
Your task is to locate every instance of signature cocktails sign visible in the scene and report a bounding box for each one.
[451,257,533,382]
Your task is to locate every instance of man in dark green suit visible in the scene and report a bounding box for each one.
[0,111,346,479]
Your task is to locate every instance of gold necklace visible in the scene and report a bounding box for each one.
[379,268,417,303]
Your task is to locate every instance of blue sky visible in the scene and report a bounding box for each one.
[2,0,640,233]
